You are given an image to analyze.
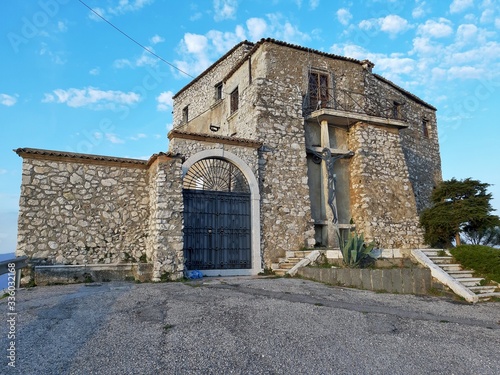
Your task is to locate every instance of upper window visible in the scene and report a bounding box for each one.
[422,119,429,138]
[215,82,223,101]
[308,72,329,110]
[230,87,239,114]
[182,106,189,123]
[393,101,401,119]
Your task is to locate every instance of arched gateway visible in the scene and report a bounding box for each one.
[182,150,261,276]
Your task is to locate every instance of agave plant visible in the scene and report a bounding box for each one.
[338,230,381,268]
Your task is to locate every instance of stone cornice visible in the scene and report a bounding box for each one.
[168,130,262,148]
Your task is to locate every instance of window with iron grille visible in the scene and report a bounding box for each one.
[308,72,329,110]
[230,87,239,114]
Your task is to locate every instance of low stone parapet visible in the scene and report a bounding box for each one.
[33,263,153,286]
[297,266,432,295]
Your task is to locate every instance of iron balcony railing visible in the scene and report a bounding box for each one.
[303,87,407,122]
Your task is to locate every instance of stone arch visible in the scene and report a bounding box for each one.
[182,149,262,276]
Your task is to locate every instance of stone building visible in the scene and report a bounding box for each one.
[15,38,441,282]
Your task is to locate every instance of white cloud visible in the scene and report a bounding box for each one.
[450,0,474,14]
[337,8,352,26]
[480,8,495,23]
[129,133,147,140]
[114,47,159,69]
[150,34,165,44]
[135,49,159,67]
[213,0,237,21]
[412,0,427,18]
[184,33,208,54]
[0,93,17,106]
[39,42,66,65]
[379,15,411,35]
[309,0,320,10]
[89,0,154,20]
[57,21,67,32]
[174,14,311,77]
[456,23,479,44]
[447,65,484,79]
[247,18,268,41]
[330,43,417,82]
[89,67,100,76]
[359,15,411,37]
[156,91,174,111]
[417,19,454,38]
[190,12,203,21]
[113,59,133,69]
[0,169,7,175]
[105,133,125,144]
[42,87,141,110]
[496,18,500,28]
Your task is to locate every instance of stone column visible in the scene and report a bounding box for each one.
[319,120,337,247]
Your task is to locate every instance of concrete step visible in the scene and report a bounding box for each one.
[457,277,484,287]
[286,257,303,263]
[279,263,296,269]
[422,249,449,256]
[273,269,287,276]
[439,264,463,271]
[290,250,313,258]
[271,263,281,270]
[427,256,453,264]
[477,292,500,301]
[469,285,498,294]
[448,270,474,278]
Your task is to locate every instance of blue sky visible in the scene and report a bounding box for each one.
[1,0,499,254]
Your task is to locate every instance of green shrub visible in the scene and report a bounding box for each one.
[338,230,381,268]
[450,245,500,283]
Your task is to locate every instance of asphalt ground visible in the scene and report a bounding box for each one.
[1,277,499,374]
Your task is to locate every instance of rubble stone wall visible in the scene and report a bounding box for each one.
[17,158,149,266]
[348,123,425,248]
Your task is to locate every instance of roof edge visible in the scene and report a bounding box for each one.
[14,147,151,168]
[373,74,437,111]
[172,40,255,99]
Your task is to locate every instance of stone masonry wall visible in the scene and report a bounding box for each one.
[172,42,253,129]
[365,73,442,214]
[348,123,425,248]
[17,158,149,265]
[252,76,316,263]
[146,156,184,281]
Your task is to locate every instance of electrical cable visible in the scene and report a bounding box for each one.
[77,0,195,79]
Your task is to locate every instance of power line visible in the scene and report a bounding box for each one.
[77,0,195,79]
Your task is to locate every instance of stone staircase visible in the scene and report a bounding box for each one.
[271,250,316,276]
[420,249,500,302]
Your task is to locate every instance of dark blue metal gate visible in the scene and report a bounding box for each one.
[183,158,251,270]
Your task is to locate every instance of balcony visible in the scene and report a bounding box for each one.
[303,88,408,129]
